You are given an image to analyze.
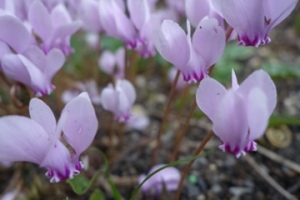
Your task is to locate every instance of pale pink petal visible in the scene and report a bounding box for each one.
[0,116,50,164]
[116,79,136,105]
[231,69,239,90]
[0,40,11,61]
[213,90,248,150]
[28,1,53,42]
[79,0,102,32]
[60,92,98,156]
[185,0,210,27]
[196,77,226,121]
[246,88,269,140]
[154,20,190,69]
[22,46,46,72]
[0,14,30,53]
[238,70,277,116]
[115,47,125,77]
[98,50,116,75]
[128,0,150,31]
[100,84,118,113]
[45,48,65,79]
[192,17,225,68]
[29,98,56,136]
[50,4,71,29]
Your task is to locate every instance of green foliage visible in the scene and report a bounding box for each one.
[269,114,300,127]
[89,189,105,200]
[101,36,124,51]
[212,44,254,83]
[262,63,300,79]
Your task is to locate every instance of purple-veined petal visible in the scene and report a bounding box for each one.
[263,0,297,33]
[128,0,150,31]
[60,92,98,156]
[211,0,264,46]
[0,14,30,53]
[116,79,136,105]
[29,98,56,136]
[28,1,53,42]
[196,77,226,121]
[0,116,50,164]
[98,50,116,75]
[213,90,249,155]
[238,69,277,116]
[45,48,65,80]
[185,0,210,27]
[246,88,269,140]
[192,17,225,68]
[154,20,190,69]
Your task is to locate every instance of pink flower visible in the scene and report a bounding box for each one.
[1,46,65,96]
[211,0,297,47]
[28,1,81,55]
[154,17,225,83]
[98,47,125,79]
[196,70,277,157]
[0,92,98,182]
[139,164,181,195]
[100,79,136,122]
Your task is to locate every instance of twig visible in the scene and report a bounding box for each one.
[257,144,300,174]
[151,70,180,165]
[174,130,214,200]
[244,155,298,200]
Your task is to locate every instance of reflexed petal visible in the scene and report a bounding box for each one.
[0,116,50,164]
[238,70,277,116]
[100,84,118,113]
[1,54,31,86]
[212,0,264,44]
[45,48,65,79]
[185,0,210,27]
[0,40,11,59]
[23,46,46,72]
[115,47,125,73]
[213,90,248,148]
[263,0,297,33]
[196,77,226,121]
[154,20,190,69]
[116,89,131,119]
[50,4,72,28]
[98,50,116,75]
[60,92,98,156]
[28,1,53,42]
[29,98,56,136]
[116,79,136,105]
[128,0,150,30]
[192,17,225,68]
[246,88,269,140]
[79,0,102,31]
[0,14,30,52]
[231,69,239,90]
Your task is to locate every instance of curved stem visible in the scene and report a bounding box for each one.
[151,69,180,165]
[169,99,197,162]
[174,130,214,200]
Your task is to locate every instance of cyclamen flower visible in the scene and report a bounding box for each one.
[98,47,125,79]
[0,92,98,182]
[196,70,277,157]
[211,0,297,47]
[100,79,136,122]
[154,17,225,83]
[139,165,181,195]
[28,1,81,55]
[168,68,187,91]
[1,46,65,96]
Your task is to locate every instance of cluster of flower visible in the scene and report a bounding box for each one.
[0,0,297,197]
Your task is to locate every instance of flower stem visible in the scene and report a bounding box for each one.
[151,69,180,165]
[0,72,12,87]
[169,99,197,162]
[174,130,214,200]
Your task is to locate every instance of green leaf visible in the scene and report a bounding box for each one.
[89,189,105,200]
[269,114,300,127]
[262,63,300,79]
[101,36,124,51]
[67,170,103,195]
